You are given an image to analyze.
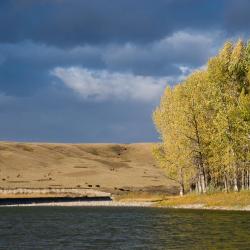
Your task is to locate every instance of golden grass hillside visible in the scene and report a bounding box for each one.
[0,142,177,195]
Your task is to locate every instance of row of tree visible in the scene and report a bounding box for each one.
[153,40,250,195]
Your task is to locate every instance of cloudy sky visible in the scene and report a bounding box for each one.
[0,0,249,143]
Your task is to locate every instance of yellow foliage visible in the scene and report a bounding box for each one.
[153,40,250,194]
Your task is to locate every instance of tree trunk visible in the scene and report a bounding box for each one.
[199,176,203,193]
[195,182,198,193]
[199,168,206,193]
[246,169,249,190]
[242,170,245,190]
[190,108,207,194]
[179,168,185,196]
[179,183,184,196]
[196,179,201,194]
[233,172,238,192]
[200,173,207,193]
[205,170,209,190]
[247,169,250,190]
[224,175,229,192]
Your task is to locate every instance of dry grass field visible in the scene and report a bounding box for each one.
[0,142,177,195]
[159,191,250,209]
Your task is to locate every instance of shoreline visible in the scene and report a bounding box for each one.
[1,200,154,207]
[159,204,250,212]
[1,200,250,211]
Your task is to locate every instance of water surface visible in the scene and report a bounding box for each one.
[0,207,249,249]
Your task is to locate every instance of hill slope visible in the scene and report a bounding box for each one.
[0,142,177,194]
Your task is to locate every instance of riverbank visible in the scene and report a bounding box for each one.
[112,191,250,211]
[157,191,250,211]
[1,190,250,211]
[2,200,153,207]
[3,200,250,211]
[0,189,154,207]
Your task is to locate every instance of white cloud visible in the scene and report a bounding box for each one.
[51,67,168,102]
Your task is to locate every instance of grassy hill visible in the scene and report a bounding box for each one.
[0,142,177,195]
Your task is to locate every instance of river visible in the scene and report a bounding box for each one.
[0,207,249,249]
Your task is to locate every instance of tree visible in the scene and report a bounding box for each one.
[153,40,250,194]
[153,86,195,195]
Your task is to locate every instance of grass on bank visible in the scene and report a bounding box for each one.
[114,191,166,202]
[159,191,250,208]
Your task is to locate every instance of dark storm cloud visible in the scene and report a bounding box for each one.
[0,28,218,95]
[0,42,104,96]
[0,30,220,97]
[225,0,250,37]
[0,0,226,47]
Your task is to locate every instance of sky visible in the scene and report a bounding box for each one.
[0,0,250,143]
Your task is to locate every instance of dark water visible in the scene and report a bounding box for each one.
[0,207,250,250]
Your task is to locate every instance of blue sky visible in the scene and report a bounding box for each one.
[0,0,249,143]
